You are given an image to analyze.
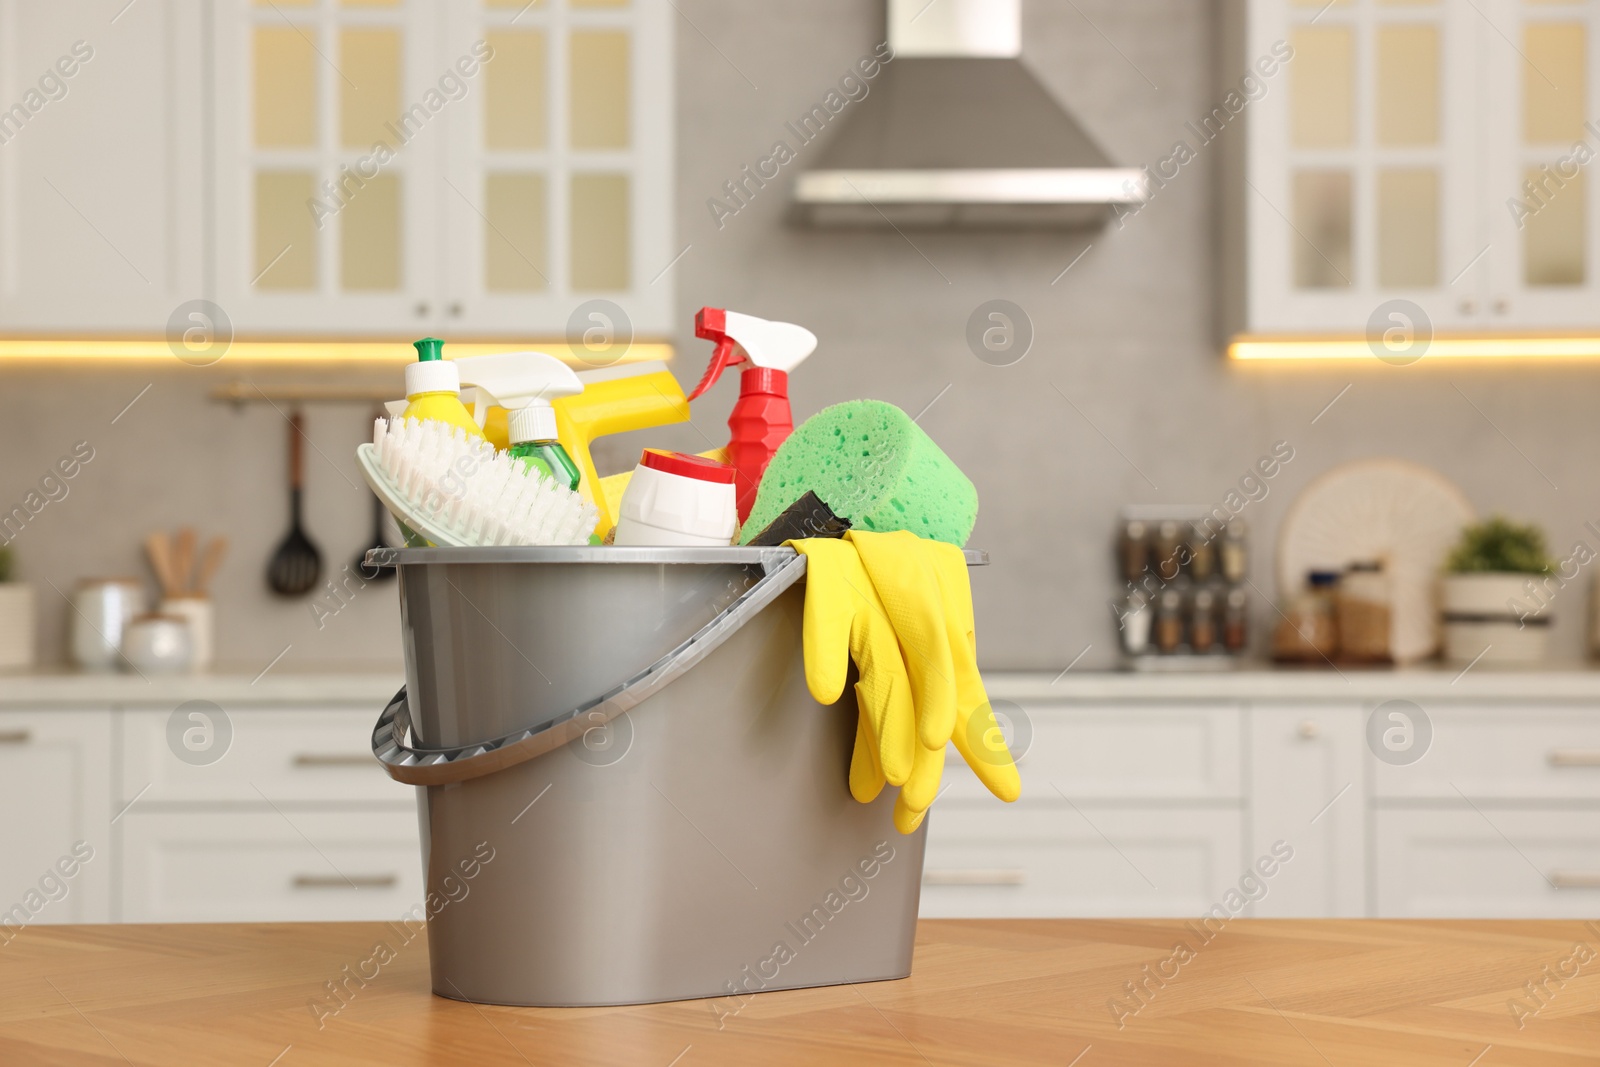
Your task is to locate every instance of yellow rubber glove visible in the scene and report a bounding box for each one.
[794,532,1021,834]
[788,538,917,801]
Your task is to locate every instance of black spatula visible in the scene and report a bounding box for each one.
[267,412,323,597]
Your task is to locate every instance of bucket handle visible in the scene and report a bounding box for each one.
[371,551,808,786]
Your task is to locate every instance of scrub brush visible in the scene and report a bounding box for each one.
[356,416,598,547]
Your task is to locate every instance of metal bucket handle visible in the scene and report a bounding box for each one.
[371,551,809,786]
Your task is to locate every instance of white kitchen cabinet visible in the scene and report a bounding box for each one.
[0,0,203,333]
[1375,809,1600,918]
[921,806,1242,919]
[1247,705,1365,917]
[1233,0,1600,335]
[0,710,112,926]
[120,809,423,923]
[121,706,413,805]
[1371,705,1600,802]
[210,0,674,338]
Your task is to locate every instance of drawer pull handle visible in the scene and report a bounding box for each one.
[1548,750,1600,768]
[293,754,375,768]
[922,868,1026,887]
[0,729,30,744]
[292,874,398,890]
[1551,872,1600,890]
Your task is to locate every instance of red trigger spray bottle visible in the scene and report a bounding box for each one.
[687,308,818,523]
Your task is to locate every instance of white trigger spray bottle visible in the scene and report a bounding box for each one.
[453,351,586,491]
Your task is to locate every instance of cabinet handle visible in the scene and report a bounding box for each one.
[922,868,1026,887]
[414,301,430,317]
[292,874,398,890]
[1492,298,1509,315]
[1550,872,1600,890]
[0,729,30,744]
[448,302,463,317]
[1298,720,1319,740]
[1548,750,1600,767]
[1458,298,1476,315]
[293,753,375,768]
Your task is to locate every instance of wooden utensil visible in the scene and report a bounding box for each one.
[195,537,228,597]
[173,526,197,596]
[266,413,323,597]
[145,531,178,599]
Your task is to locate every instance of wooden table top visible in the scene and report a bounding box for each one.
[2,919,1598,1065]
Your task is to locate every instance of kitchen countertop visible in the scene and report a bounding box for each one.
[2,919,1595,1065]
[8,663,1600,707]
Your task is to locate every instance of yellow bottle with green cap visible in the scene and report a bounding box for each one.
[401,338,485,439]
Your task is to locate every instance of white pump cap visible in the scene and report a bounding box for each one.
[405,358,461,397]
[453,350,584,445]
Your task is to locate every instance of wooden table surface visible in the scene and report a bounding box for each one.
[2,919,1599,1065]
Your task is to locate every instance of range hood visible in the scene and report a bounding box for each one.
[791,0,1147,228]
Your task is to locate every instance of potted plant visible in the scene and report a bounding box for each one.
[0,545,35,670]
[1440,517,1556,664]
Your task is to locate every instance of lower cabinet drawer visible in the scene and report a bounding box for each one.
[920,805,1243,918]
[121,707,409,805]
[1376,809,1600,918]
[121,810,422,923]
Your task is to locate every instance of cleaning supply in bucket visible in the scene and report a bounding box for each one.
[550,360,692,538]
[741,400,978,547]
[687,307,818,523]
[402,338,485,440]
[745,490,851,547]
[612,449,738,547]
[453,351,585,491]
[789,530,1019,834]
[356,417,597,546]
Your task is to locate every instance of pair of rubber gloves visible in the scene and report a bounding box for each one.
[789,530,1021,833]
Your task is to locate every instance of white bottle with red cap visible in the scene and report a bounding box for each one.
[612,449,739,547]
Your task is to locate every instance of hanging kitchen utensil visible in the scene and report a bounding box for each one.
[355,409,396,582]
[267,412,323,597]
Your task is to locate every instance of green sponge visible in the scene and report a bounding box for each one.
[739,400,978,546]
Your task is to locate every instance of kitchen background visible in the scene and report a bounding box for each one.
[0,0,1590,670]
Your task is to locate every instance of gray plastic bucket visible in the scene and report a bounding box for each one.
[369,545,941,1007]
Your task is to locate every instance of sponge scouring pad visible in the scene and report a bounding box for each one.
[738,399,978,547]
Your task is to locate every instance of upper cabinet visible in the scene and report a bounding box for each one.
[0,1,204,333]
[212,0,673,338]
[1233,0,1600,335]
[0,0,672,340]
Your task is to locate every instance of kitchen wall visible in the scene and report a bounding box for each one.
[3,0,1599,673]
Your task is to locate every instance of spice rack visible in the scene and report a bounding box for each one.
[1112,506,1250,671]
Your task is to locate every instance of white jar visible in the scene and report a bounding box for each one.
[121,614,193,674]
[71,578,144,671]
[159,597,213,671]
[613,450,738,547]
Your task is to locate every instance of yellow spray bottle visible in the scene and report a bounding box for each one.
[401,338,485,439]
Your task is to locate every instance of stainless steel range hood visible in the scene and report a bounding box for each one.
[791,0,1147,229]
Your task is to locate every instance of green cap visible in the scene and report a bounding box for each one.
[413,337,444,362]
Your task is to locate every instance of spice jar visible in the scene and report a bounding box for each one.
[1153,521,1183,582]
[1188,522,1215,582]
[1337,561,1391,662]
[1119,589,1152,655]
[1119,520,1149,584]
[1223,587,1249,652]
[1221,520,1248,583]
[1190,588,1217,652]
[1155,589,1185,653]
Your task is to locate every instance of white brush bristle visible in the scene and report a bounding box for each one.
[370,416,598,546]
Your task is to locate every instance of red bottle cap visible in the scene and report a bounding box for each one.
[640,449,736,484]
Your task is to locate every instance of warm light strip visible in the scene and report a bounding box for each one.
[0,339,675,365]
[1229,335,1600,362]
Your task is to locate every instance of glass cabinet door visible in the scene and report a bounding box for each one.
[1247,0,1479,333]
[439,0,673,337]
[216,0,437,332]
[1483,0,1600,328]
